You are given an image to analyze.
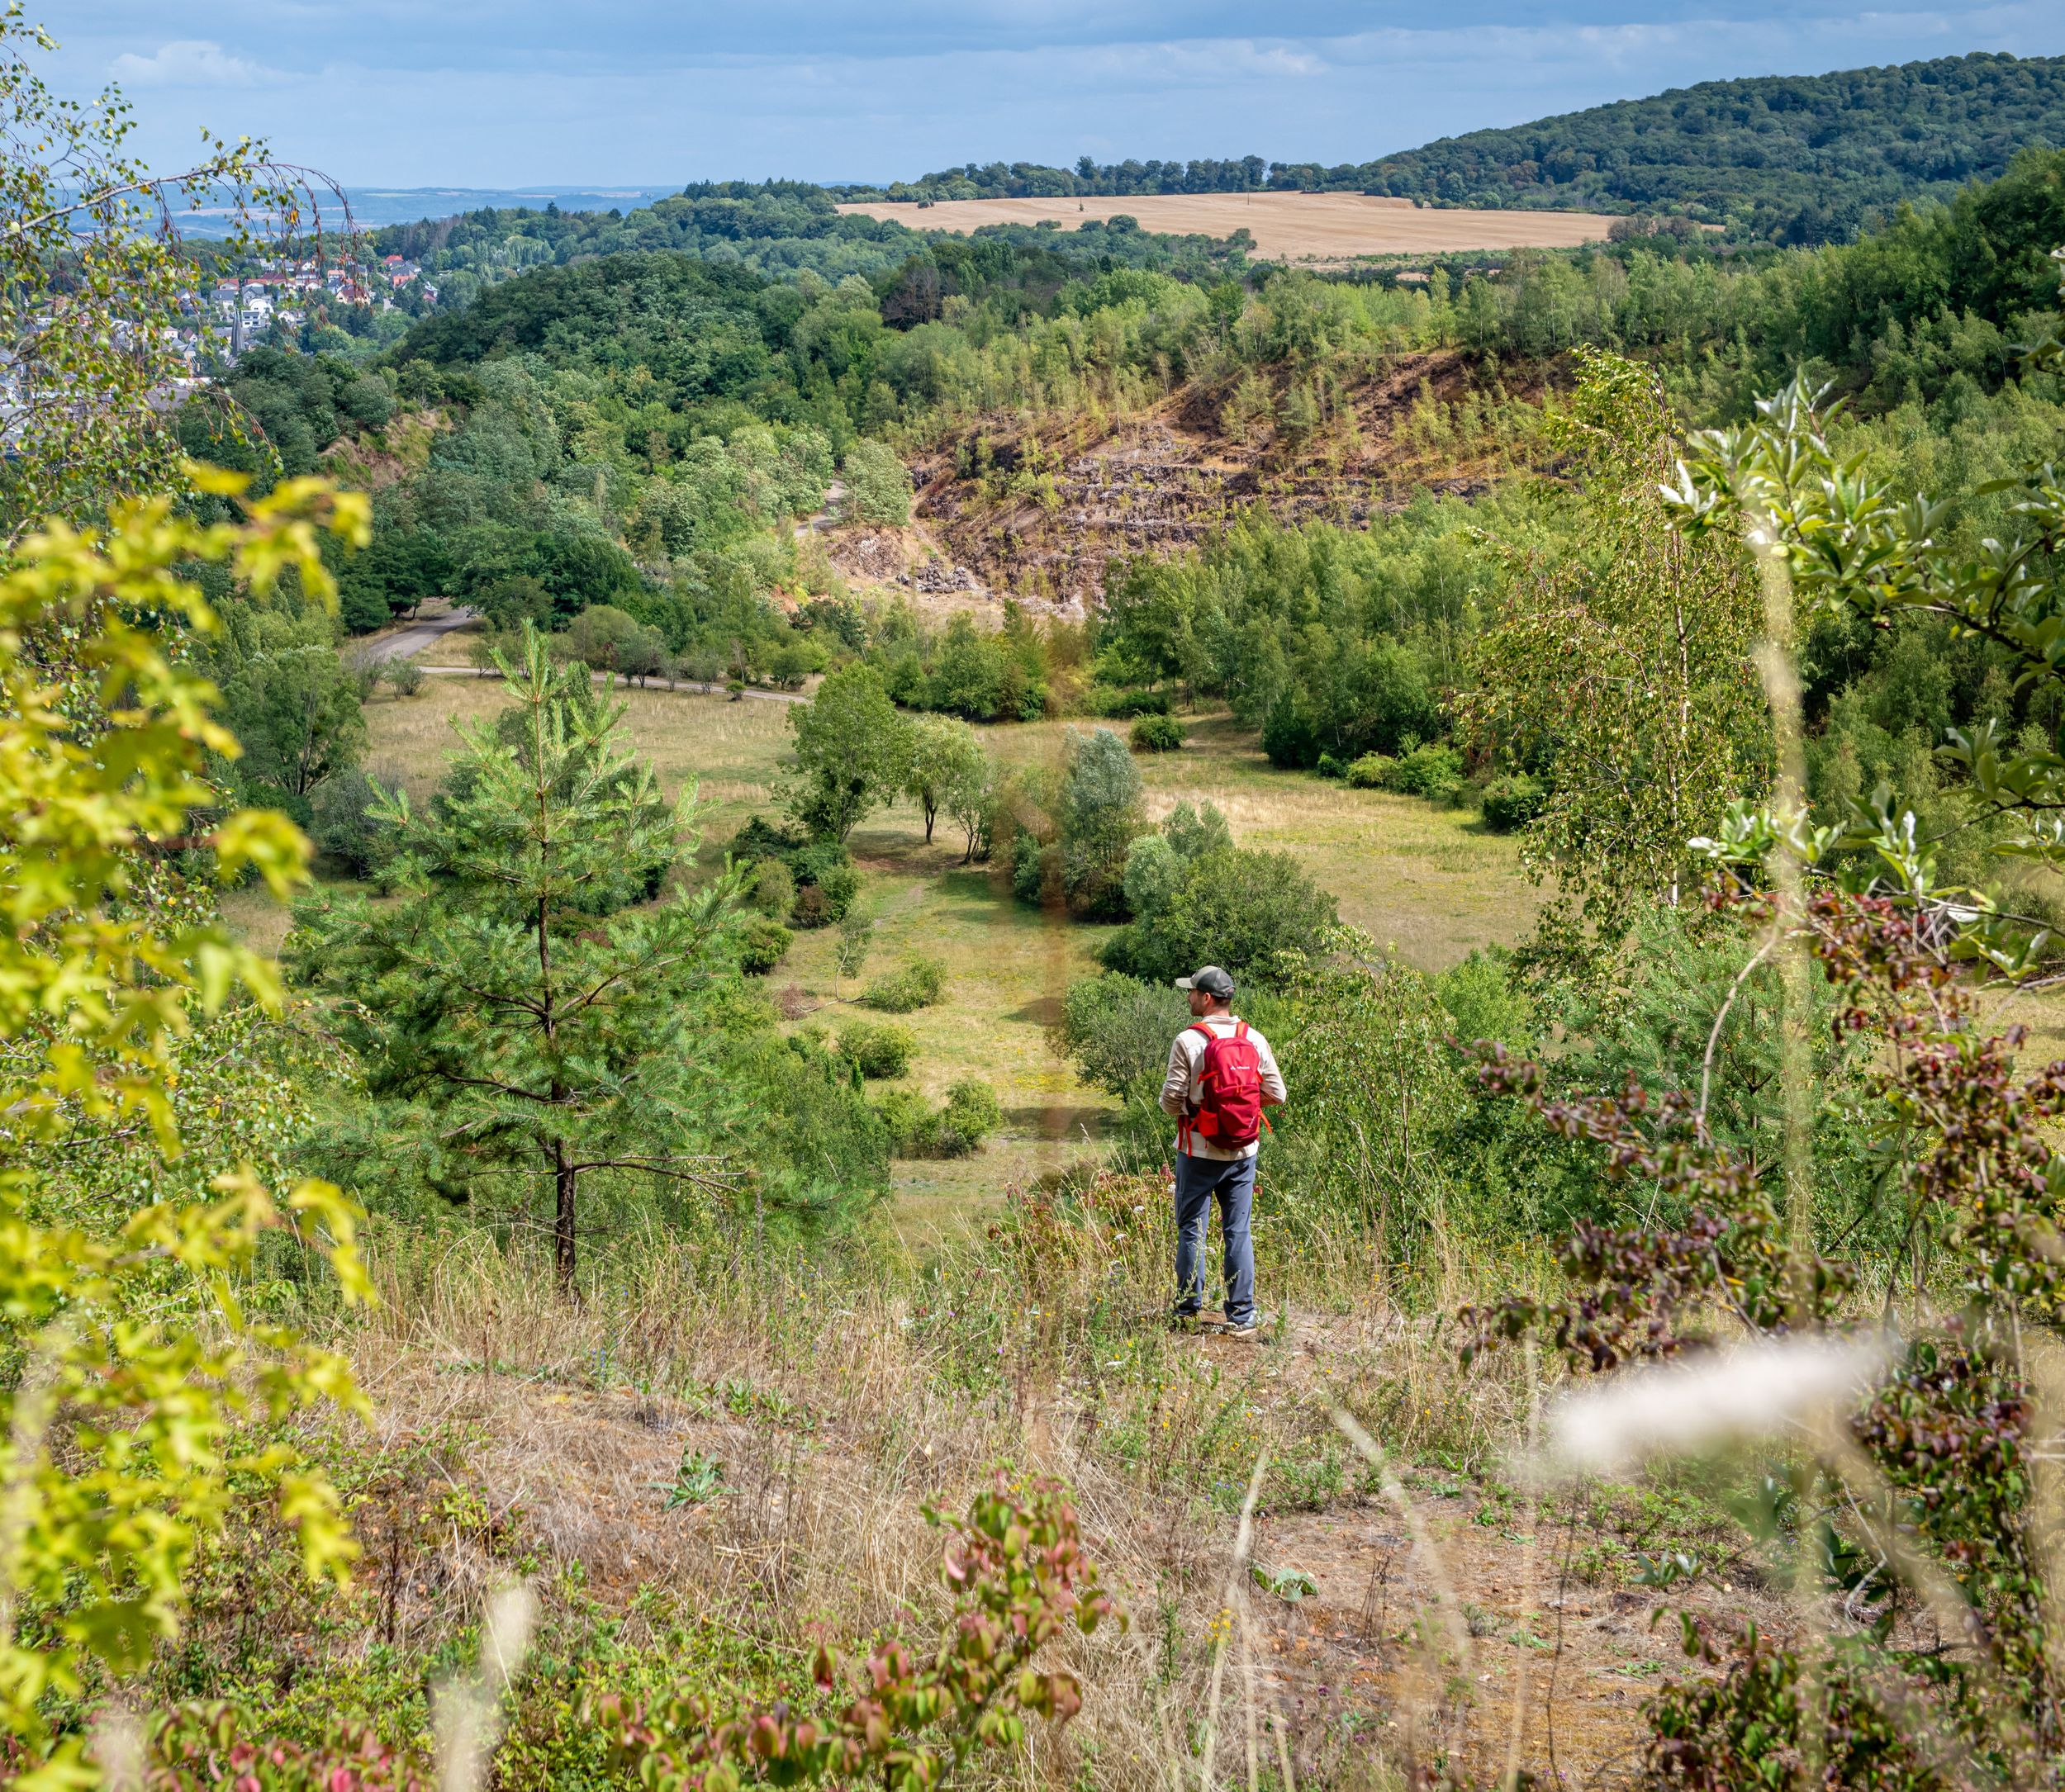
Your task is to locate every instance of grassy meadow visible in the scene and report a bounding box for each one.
[228,671,1545,1238]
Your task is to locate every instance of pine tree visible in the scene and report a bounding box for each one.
[293,627,744,1290]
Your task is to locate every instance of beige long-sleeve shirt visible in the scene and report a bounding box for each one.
[1160,1015,1286,1161]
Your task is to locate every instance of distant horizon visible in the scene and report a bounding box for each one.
[51,5,2065,192]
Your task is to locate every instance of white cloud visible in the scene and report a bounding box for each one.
[110,40,280,88]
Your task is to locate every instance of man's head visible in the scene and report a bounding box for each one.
[1175,965,1236,1017]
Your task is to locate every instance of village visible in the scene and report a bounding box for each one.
[189,250,439,363]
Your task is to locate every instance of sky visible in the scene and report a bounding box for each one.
[48,1,2065,190]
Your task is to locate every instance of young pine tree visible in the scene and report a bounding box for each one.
[293,626,745,1290]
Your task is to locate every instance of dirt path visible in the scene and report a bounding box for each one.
[795,478,848,536]
[361,607,478,663]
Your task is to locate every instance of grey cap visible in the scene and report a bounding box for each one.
[1175,965,1236,998]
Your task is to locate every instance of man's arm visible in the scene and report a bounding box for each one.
[1160,1034,1194,1118]
[1253,1032,1287,1107]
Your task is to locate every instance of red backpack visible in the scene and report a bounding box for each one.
[1181,1021,1266,1151]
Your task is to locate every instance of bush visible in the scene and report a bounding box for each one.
[749,859,796,918]
[1315,752,1348,780]
[932,1080,1004,1156]
[1095,687,1170,718]
[839,1020,915,1079]
[871,1088,934,1155]
[1011,830,1057,907]
[805,860,860,925]
[1061,728,1142,918]
[1384,742,1466,802]
[1481,772,1549,832]
[731,821,858,927]
[862,957,946,1012]
[738,916,793,974]
[1100,846,1338,987]
[1056,973,1190,1096]
[385,658,425,697]
[875,1079,1004,1157]
[1129,714,1185,753]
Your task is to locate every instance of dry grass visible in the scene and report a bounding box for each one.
[359,676,797,846]
[834,192,1617,263]
[324,1191,1729,1791]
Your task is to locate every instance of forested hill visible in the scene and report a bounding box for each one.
[367,186,1248,314]
[1359,53,2065,242]
[846,53,2065,245]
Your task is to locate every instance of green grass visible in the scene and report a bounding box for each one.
[985,711,1541,970]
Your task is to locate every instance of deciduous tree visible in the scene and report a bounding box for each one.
[784,662,912,842]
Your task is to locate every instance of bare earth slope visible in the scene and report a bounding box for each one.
[904,348,1546,611]
[836,192,1616,262]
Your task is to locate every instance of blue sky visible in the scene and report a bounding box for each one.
[50,1,2065,188]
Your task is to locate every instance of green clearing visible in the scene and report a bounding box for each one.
[256,678,1545,1240]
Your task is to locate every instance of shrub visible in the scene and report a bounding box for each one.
[1315,752,1348,780]
[839,1020,914,1079]
[1056,974,1190,1096]
[749,858,795,918]
[1011,830,1058,907]
[728,822,857,927]
[861,957,946,1012]
[932,1079,1004,1156]
[874,1079,1004,1156]
[1384,742,1466,802]
[1343,753,1393,789]
[1101,846,1337,987]
[871,1087,934,1155]
[385,658,425,697]
[1481,772,1549,832]
[738,916,793,974]
[1129,713,1185,753]
[807,860,860,924]
[597,1478,1113,1789]
[1096,686,1170,718]
[1061,727,1142,918]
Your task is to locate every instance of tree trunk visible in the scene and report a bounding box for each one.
[553,1136,577,1295]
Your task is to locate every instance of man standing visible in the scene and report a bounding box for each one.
[1160,965,1285,1340]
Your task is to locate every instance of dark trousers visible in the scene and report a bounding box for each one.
[1173,1151,1256,1326]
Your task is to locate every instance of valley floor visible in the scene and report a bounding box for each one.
[267,673,1542,1238]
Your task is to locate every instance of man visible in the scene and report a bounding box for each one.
[1160,965,1286,1340]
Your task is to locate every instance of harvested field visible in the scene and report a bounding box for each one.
[835,192,1617,262]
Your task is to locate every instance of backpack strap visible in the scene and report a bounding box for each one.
[1179,1023,1216,1154]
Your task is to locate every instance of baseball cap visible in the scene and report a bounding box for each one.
[1175,965,1236,998]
